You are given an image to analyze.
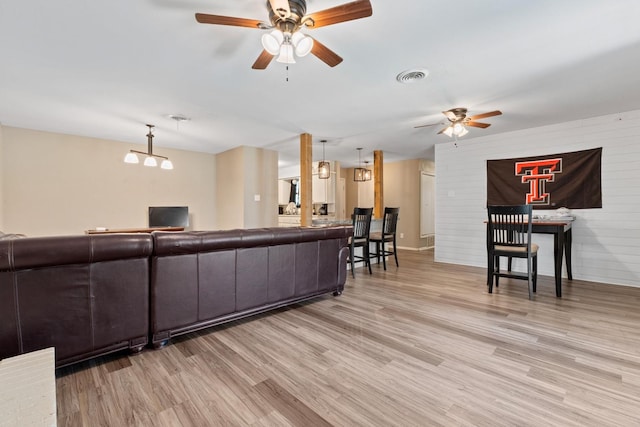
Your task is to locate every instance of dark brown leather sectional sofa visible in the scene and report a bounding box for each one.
[0,226,350,367]
[0,234,153,367]
[150,226,351,347]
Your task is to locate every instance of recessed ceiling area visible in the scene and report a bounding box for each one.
[0,1,639,169]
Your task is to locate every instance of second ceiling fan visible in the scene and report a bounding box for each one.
[415,108,502,137]
[195,0,373,69]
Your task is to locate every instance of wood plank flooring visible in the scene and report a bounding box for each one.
[56,249,640,426]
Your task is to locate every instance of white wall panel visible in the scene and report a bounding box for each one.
[435,109,640,288]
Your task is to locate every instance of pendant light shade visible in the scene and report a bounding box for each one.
[318,161,330,179]
[124,152,139,164]
[144,156,157,167]
[363,161,372,181]
[353,147,371,182]
[318,140,330,179]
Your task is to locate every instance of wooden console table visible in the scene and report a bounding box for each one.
[85,227,184,234]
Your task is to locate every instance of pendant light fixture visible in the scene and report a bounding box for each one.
[318,139,330,179]
[363,160,372,181]
[124,124,173,170]
[353,148,371,182]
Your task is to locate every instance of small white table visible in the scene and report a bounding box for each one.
[0,347,57,426]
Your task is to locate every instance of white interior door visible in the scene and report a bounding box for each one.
[421,172,435,237]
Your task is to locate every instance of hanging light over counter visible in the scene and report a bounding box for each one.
[318,139,330,179]
[353,147,371,182]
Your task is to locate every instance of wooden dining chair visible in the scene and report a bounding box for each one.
[370,207,399,270]
[349,207,373,277]
[487,205,538,299]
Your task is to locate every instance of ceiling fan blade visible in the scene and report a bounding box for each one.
[304,0,373,29]
[414,122,444,129]
[437,127,449,135]
[195,13,264,29]
[269,0,291,19]
[442,110,458,121]
[310,38,343,67]
[467,110,502,121]
[465,121,491,128]
[252,50,275,70]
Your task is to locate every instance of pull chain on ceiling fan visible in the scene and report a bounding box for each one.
[195,0,373,69]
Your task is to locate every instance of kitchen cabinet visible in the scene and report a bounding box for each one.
[312,162,335,204]
[278,180,292,205]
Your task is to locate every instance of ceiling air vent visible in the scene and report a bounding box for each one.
[396,69,429,84]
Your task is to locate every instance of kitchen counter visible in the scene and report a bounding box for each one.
[279,215,348,227]
[279,216,380,229]
[312,217,350,226]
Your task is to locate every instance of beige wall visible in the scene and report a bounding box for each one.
[1,125,425,239]
[216,147,245,230]
[344,167,375,217]
[2,126,217,236]
[383,159,433,250]
[216,146,278,230]
[344,159,434,249]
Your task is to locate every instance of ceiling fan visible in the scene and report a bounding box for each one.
[195,0,373,69]
[415,108,502,137]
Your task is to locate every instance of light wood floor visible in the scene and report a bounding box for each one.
[56,249,640,426]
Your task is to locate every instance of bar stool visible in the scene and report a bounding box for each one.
[349,207,373,277]
[370,207,399,270]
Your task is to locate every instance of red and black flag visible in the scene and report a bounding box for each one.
[487,147,602,209]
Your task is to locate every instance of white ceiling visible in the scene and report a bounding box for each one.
[1,1,639,170]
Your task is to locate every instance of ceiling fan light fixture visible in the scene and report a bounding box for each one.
[276,42,296,64]
[292,31,313,57]
[261,30,284,55]
[443,123,469,138]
